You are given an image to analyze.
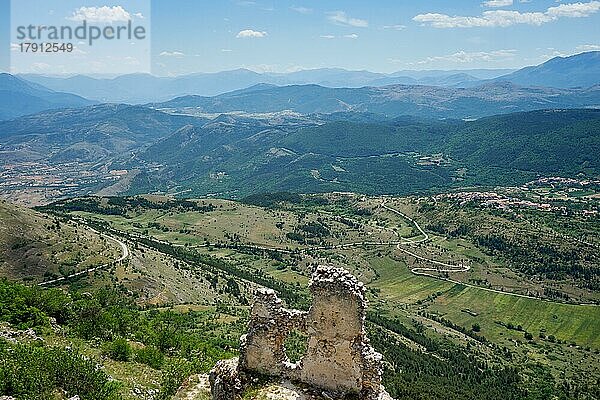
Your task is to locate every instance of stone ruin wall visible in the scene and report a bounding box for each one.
[213,265,386,400]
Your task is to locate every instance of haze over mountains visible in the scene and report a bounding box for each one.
[19,68,508,104]
[492,51,600,89]
[1,51,599,204]
[0,52,597,123]
[17,68,508,103]
[16,52,599,104]
[0,73,94,120]
[155,82,600,119]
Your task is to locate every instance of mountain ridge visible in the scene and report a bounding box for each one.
[16,52,600,104]
[17,68,512,103]
[125,108,600,197]
[153,81,600,119]
[0,73,95,120]
[492,51,600,88]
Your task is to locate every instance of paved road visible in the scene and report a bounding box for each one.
[49,204,596,305]
[381,201,429,244]
[380,200,470,274]
[38,228,129,287]
[380,201,598,305]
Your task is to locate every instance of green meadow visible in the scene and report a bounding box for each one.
[369,256,600,348]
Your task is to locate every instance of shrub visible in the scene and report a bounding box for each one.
[135,346,164,369]
[0,340,121,400]
[104,338,132,361]
[157,359,192,400]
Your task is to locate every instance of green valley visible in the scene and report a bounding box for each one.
[2,186,598,399]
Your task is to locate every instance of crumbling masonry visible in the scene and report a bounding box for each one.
[210,265,390,400]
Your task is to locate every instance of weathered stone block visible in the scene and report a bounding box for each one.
[210,266,390,400]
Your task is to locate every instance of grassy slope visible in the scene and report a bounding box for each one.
[4,194,597,398]
[50,195,599,349]
[368,256,599,347]
[0,200,119,282]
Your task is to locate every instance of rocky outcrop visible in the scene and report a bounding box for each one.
[209,357,245,400]
[210,266,392,400]
[238,288,307,376]
[243,380,395,400]
[0,323,43,344]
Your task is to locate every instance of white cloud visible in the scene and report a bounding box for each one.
[383,24,407,30]
[159,51,185,57]
[546,1,600,17]
[124,56,140,65]
[414,1,600,28]
[221,48,233,52]
[320,34,358,39]
[411,49,517,65]
[538,49,569,62]
[67,6,136,23]
[483,0,513,7]
[414,11,552,28]
[10,43,19,52]
[327,11,368,27]
[236,29,268,38]
[291,6,312,14]
[576,44,600,51]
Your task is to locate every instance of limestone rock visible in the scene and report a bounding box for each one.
[210,378,395,400]
[209,266,393,400]
[175,374,211,399]
[209,357,244,400]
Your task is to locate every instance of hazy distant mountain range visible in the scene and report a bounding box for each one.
[154,81,600,119]
[0,52,594,120]
[0,51,599,202]
[0,73,94,120]
[16,52,598,104]
[492,51,600,89]
[19,68,509,104]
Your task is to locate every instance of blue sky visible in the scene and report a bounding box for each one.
[6,0,150,75]
[2,0,600,75]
